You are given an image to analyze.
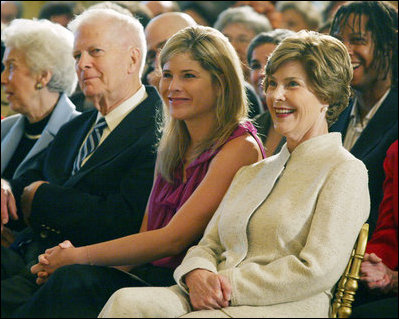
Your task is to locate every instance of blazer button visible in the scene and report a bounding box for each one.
[40,230,48,239]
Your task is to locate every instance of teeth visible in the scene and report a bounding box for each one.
[351,63,361,69]
[275,109,294,114]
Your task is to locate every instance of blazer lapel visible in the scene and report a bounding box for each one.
[351,90,398,158]
[1,116,24,174]
[224,145,291,266]
[65,94,157,186]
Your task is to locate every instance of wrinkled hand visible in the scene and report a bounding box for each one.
[1,178,18,232]
[31,240,74,285]
[185,269,231,310]
[360,253,396,293]
[21,181,48,224]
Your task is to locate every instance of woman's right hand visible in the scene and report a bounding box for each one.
[184,268,231,310]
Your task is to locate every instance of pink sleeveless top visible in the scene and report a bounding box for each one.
[147,121,266,269]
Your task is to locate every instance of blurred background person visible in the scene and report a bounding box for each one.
[233,1,282,29]
[179,1,219,26]
[329,1,398,238]
[113,1,153,28]
[1,1,23,29]
[142,1,179,17]
[248,29,295,157]
[214,5,272,82]
[37,1,76,28]
[275,1,322,32]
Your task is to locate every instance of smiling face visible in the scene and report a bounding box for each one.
[1,47,38,115]
[265,60,328,149]
[332,14,377,91]
[249,42,277,102]
[159,52,218,123]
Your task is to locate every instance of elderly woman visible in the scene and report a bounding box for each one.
[1,18,78,181]
[248,29,295,157]
[276,1,322,32]
[214,5,272,82]
[98,30,370,318]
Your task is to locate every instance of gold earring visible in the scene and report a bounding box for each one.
[35,83,43,90]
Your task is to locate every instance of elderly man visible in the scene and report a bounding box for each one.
[1,8,162,317]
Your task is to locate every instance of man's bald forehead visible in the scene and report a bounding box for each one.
[146,12,196,34]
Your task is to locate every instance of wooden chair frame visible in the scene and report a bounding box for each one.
[330,223,369,318]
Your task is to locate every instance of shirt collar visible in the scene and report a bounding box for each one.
[95,85,147,130]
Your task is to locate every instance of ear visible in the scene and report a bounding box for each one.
[128,47,141,75]
[36,70,53,88]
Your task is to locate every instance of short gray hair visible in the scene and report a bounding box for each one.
[68,8,147,77]
[2,18,78,96]
[276,1,322,31]
[214,6,272,35]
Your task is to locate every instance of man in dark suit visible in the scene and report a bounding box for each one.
[1,8,162,316]
[329,1,398,238]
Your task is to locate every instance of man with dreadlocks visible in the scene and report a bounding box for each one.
[329,1,398,237]
[329,2,398,317]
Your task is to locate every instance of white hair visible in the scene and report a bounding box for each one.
[2,18,78,96]
[214,6,272,35]
[68,8,147,77]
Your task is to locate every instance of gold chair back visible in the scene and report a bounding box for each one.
[330,223,369,318]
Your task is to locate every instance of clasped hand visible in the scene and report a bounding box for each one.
[31,240,75,285]
[360,252,396,293]
[185,269,231,310]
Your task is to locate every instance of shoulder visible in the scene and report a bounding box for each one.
[1,114,22,136]
[218,132,262,164]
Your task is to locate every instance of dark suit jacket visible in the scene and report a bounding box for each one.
[330,88,398,237]
[11,86,162,248]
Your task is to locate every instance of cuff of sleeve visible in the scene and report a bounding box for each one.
[173,257,218,294]
[218,268,237,305]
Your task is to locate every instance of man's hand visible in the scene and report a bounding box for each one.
[185,269,231,310]
[20,181,48,224]
[360,253,398,294]
[1,178,18,232]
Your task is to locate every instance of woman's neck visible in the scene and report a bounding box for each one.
[26,91,60,124]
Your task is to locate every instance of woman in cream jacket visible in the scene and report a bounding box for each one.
[99,31,370,318]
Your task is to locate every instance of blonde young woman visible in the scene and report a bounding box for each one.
[99,31,370,318]
[13,26,265,317]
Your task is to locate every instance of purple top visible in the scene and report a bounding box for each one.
[147,121,266,269]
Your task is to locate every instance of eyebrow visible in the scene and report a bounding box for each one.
[269,75,302,81]
[162,68,199,73]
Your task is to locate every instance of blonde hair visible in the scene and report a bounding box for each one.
[157,26,248,182]
[265,30,353,126]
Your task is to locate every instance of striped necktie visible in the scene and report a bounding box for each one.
[72,117,107,175]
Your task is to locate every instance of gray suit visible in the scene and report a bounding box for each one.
[1,94,80,179]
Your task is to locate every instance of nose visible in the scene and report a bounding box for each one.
[1,68,8,85]
[271,84,286,102]
[167,76,182,92]
[342,39,354,55]
[76,51,92,70]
